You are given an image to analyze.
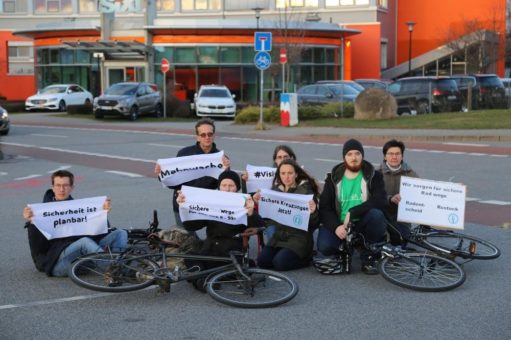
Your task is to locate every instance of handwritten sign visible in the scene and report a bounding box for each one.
[157,151,224,187]
[28,196,108,240]
[397,176,466,230]
[258,189,312,231]
[179,186,248,226]
[245,164,276,193]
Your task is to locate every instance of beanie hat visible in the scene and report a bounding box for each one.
[342,139,364,158]
[218,170,241,191]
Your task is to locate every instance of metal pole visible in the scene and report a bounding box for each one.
[259,69,264,128]
[163,73,167,119]
[282,63,285,95]
[408,29,412,75]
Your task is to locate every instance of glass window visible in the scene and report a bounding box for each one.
[313,48,324,63]
[182,0,220,11]
[241,47,255,64]
[2,0,28,12]
[198,46,218,64]
[381,41,387,69]
[377,0,388,8]
[276,0,318,8]
[79,0,96,12]
[220,47,240,63]
[155,46,173,62]
[301,48,312,63]
[35,0,72,13]
[157,0,175,11]
[175,47,196,63]
[61,49,74,64]
[326,0,368,6]
[8,42,34,75]
[50,49,60,64]
[76,50,90,63]
[325,48,335,63]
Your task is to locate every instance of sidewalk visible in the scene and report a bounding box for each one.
[9,112,511,143]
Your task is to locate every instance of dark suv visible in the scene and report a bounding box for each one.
[471,74,506,109]
[388,77,462,114]
[93,82,162,121]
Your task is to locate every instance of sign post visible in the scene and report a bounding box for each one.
[161,58,170,119]
[254,32,272,130]
[280,48,287,93]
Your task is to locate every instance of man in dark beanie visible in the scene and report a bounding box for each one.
[318,138,387,274]
[217,170,241,192]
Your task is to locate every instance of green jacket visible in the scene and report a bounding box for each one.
[267,180,319,259]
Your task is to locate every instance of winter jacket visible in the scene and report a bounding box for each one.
[167,142,222,212]
[378,161,419,219]
[266,181,320,259]
[319,160,387,233]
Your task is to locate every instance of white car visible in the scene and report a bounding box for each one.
[25,84,93,112]
[194,85,236,118]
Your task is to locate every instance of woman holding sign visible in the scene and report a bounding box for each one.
[254,159,320,271]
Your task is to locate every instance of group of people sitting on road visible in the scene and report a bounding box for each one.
[23,117,418,288]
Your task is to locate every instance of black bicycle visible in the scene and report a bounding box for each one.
[69,214,298,308]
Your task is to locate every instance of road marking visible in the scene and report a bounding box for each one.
[443,142,488,147]
[147,143,183,148]
[468,153,486,156]
[106,170,143,178]
[30,133,68,138]
[477,200,511,206]
[465,197,480,201]
[15,174,42,181]
[315,158,339,163]
[48,165,72,173]
[0,172,7,176]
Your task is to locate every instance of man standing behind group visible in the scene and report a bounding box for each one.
[317,139,387,274]
[154,118,231,227]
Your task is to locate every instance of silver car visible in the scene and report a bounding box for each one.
[25,84,93,112]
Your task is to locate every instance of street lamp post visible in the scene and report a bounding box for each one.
[252,7,262,30]
[406,21,416,75]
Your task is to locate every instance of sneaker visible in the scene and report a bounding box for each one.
[361,261,379,275]
[104,264,122,287]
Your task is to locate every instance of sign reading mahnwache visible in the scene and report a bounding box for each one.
[157,151,225,187]
[99,0,142,13]
[28,196,109,240]
[397,176,466,230]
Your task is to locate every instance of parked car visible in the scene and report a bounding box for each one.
[194,85,236,118]
[387,76,462,115]
[449,75,477,111]
[0,105,9,135]
[501,78,511,97]
[25,84,93,112]
[315,80,365,92]
[471,74,506,109]
[297,83,360,105]
[354,79,392,90]
[93,82,162,121]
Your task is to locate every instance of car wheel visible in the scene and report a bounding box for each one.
[58,100,66,112]
[417,101,430,114]
[129,106,139,121]
[84,98,91,105]
[154,104,163,118]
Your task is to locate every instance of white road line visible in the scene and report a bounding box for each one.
[47,165,72,173]
[465,197,480,202]
[490,154,507,158]
[477,200,511,206]
[15,174,42,181]
[315,158,340,163]
[0,172,7,176]
[468,153,486,156]
[147,143,184,148]
[106,170,143,178]
[443,142,489,147]
[30,133,68,138]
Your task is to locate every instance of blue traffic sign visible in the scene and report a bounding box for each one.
[254,32,272,51]
[254,51,271,70]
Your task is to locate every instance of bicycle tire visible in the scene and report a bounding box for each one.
[206,268,299,308]
[419,231,500,260]
[69,252,158,293]
[378,252,466,292]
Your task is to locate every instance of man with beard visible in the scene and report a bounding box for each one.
[317,139,387,274]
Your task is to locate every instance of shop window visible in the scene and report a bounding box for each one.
[35,0,72,13]
[157,0,175,11]
[155,46,174,62]
[181,0,220,11]
[7,42,34,75]
[325,48,335,63]
[175,47,197,63]
[241,47,255,64]
[220,46,240,63]
[198,46,218,64]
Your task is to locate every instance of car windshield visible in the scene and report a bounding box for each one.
[478,77,504,87]
[329,85,359,95]
[105,84,138,95]
[201,89,230,98]
[436,79,458,91]
[41,86,67,94]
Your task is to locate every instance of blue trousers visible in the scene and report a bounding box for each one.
[257,246,309,271]
[51,229,128,277]
[317,208,386,256]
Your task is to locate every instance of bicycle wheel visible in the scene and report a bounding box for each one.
[378,252,465,292]
[206,268,299,308]
[419,231,500,260]
[69,252,159,293]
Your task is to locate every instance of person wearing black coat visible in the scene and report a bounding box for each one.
[317,139,387,275]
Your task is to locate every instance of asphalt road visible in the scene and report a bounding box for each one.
[1,115,510,339]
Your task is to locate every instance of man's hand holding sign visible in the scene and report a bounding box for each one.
[397,176,466,230]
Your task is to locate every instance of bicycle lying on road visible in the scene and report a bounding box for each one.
[68,213,298,308]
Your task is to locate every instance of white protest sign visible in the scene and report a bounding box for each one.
[258,188,312,231]
[245,164,276,193]
[28,196,108,240]
[397,176,466,230]
[179,186,248,226]
[157,151,224,187]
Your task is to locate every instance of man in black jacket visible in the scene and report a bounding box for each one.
[23,170,128,277]
[317,139,387,274]
[154,118,230,227]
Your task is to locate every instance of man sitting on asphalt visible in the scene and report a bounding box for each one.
[23,170,128,277]
[317,139,387,274]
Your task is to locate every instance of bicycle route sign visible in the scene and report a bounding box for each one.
[254,51,271,70]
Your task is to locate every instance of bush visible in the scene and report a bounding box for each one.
[235,105,280,124]
[67,103,93,115]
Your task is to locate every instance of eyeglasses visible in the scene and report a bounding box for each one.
[198,132,214,138]
[386,152,402,157]
[276,155,290,160]
[53,184,72,189]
